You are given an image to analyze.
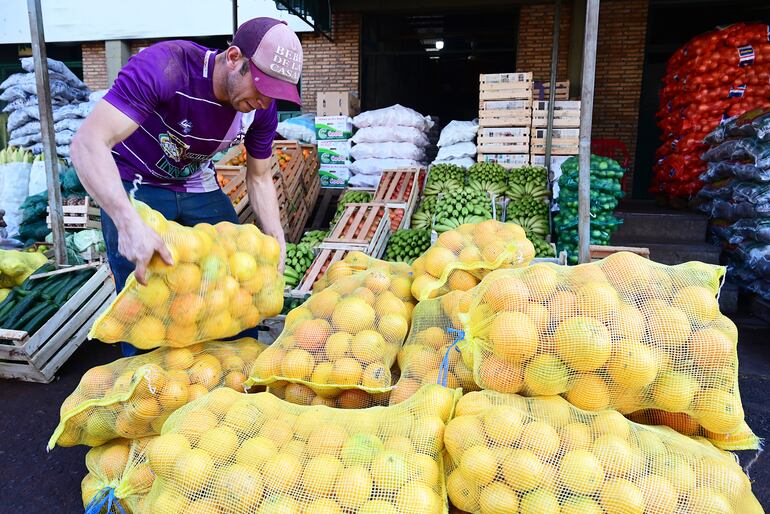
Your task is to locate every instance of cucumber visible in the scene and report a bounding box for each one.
[55,270,94,306]
[2,290,42,328]
[12,301,51,330]
[0,291,18,321]
[20,303,58,334]
[19,263,55,289]
[42,274,76,301]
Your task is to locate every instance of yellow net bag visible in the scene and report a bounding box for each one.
[312,251,413,294]
[89,200,283,349]
[245,260,415,396]
[143,384,459,514]
[268,375,395,408]
[444,391,762,514]
[48,339,266,449]
[0,249,48,287]
[410,220,535,301]
[391,291,479,405]
[457,252,759,448]
[81,437,156,514]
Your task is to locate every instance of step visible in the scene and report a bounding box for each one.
[718,282,739,314]
[612,207,710,245]
[608,240,722,265]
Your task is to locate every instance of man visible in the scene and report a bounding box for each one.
[72,18,302,353]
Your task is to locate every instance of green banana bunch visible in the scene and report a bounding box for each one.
[410,210,434,230]
[509,165,548,186]
[507,213,550,238]
[506,179,550,203]
[468,162,507,184]
[0,146,34,165]
[333,190,373,224]
[427,163,467,185]
[432,188,493,233]
[384,229,431,264]
[423,178,464,197]
[283,242,316,288]
[299,230,328,248]
[468,177,507,197]
[529,234,556,257]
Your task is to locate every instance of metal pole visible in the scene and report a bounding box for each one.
[578,0,600,263]
[27,0,66,265]
[545,0,561,239]
[232,0,238,36]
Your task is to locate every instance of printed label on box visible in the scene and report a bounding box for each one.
[318,140,352,165]
[315,116,354,140]
[319,164,350,188]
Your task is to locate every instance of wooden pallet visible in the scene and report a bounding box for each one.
[531,100,581,128]
[530,127,580,155]
[477,127,531,154]
[479,72,533,101]
[589,245,650,261]
[477,153,531,168]
[0,264,115,383]
[46,197,101,230]
[293,248,351,295]
[534,80,570,101]
[321,203,391,255]
[478,99,532,127]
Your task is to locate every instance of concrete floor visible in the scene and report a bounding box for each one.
[0,315,768,514]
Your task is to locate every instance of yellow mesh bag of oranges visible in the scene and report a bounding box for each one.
[457,252,759,449]
[268,377,394,409]
[89,200,284,349]
[48,339,266,449]
[444,391,762,514]
[312,251,413,294]
[410,220,535,301]
[245,261,416,396]
[81,437,156,514]
[390,291,479,405]
[143,384,459,514]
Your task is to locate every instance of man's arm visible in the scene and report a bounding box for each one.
[245,154,286,272]
[70,101,173,284]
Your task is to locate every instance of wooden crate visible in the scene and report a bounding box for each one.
[479,72,533,101]
[589,245,650,261]
[534,80,570,101]
[478,99,532,127]
[215,144,247,168]
[531,100,581,128]
[530,128,580,155]
[293,248,351,296]
[299,144,319,191]
[321,203,391,256]
[0,264,115,383]
[477,153,530,168]
[47,197,101,230]
[286,200,309,244]
[273,140,303,201]
[373,168,421,207]
[477,127,531,154]
[216,166,248,204]
[303,173,321,214]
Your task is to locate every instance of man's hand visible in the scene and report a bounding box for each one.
[117,215,174,285]
[245,153,287,275]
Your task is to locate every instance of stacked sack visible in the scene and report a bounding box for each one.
[0,146,34,238]
[554,155,625,264]
[276,113,316,144]
[653,23,770,198]
[349,104,433,188]
[432,120,478,169]
[695,107,770,301]
[0,58,100,159]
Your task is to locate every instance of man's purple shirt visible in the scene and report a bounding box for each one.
[103,40,277,193]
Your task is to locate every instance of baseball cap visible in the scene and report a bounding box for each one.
[232,18,303,106]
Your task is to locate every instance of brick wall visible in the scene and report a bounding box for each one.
[299,13,361,111]
[517,0,649,194]
[81,42,107,90]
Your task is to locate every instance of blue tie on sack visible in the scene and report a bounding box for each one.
[438,327,465,387]
[84,487,127,514]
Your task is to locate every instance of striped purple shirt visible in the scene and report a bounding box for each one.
[103,40,277,192]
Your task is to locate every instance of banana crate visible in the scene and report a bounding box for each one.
[0,264,115,383]
[320,202,391,257]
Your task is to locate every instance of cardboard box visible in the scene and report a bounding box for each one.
[317,140,352,166]
[317,92,360,116]
[315,115,354,140]
[319,164,350,188]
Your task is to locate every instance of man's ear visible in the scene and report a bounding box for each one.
[225,46,244,70]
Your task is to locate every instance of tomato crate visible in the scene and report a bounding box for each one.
[479,72,533,101]
[530,127,580,155]
[385,206,411,231]
[478,99,532,128]
[293,248,351,296]
[531,100,581,128]
[477,127,531,154]
[273,140,303,200]
[0,264,115,383]
[321,202,391,256]
[373,168,421,207]
[46,196,101,230]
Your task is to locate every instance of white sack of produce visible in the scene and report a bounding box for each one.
[432,157,475,168]
[351,125,430,146]
[350,142,425,161]
[348,172,382,188]
[437,120,478,147]
[436,141,477,161]
[349,157,421,175]
[353,103,434,131]
[0,148,33,238]
[276,113,317,144]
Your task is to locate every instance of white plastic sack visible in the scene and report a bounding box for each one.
[349,158,420,176]
[54,118,83,133]
[20,57,87,91]
[9,130,75,149]
[351,126,429,146]
[353,104,433,131]
[88,90,108,103]
[437,120,478,147]
[435,141,476,161]
[350,142,425,161]
[27,158,47,196]
[276,113,316,143]
[10,121,41,140]
[348,172,382,188]
[0,162,32,238]
[431,157,475,168]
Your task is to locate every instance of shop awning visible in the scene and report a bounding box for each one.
[274,0,333,40]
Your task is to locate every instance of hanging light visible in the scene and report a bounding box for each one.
[435,40,444,50]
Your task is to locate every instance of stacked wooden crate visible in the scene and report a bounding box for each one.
[530,100,581,171]
[372,168,421,231]
[533,80,570,101]
[477,72,533,169]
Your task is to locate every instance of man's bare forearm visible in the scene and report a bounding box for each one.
[246,167,285,244]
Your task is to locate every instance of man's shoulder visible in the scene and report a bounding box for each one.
[136,40,214,63]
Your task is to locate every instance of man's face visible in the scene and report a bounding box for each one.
[226,59,273,113]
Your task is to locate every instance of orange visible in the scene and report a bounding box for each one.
[174,228,205,262]
[395,483,442,514]
[294,318,331,352]
[646,306,692,347]
[410,453,440,487]
[285,306,312,326]
[523,354,569,396]
[636,474,678,512]
[519,488,560,514]
[502,449,544,492]
[137,276,170,308]
[79,366,115,397]
[165,263,202,294]
[283,383,315,405]
[197,426,238,465]
[200,254,227,282]
[559,449,604,495]
[281,349,314,380]
[332,297,376,333]
[262,452,302,492]
[694,388,743,434]
[478,482,518,514]
[415,326,451,350]
[260,236,281,264]
[577,281,620,322]
[371,451,409,492]
[214,464,264,512]
[129,316,166,348]
[378,313,409,343]
[447,269,478,291]
[306,423,348,457]
[188,354,223,389]
[325,332,352,361]
[607,339,659,389]
[301,454,342,496]
[250,346,285,379]
[547,290,578,323]
[335,466,372,510]
[236,437,277,468]
[173,448,214,492]
[600,479,645,514]
[458,245,482,265]
[689,328,734,368]
[224,371,247,391]
[523,302,549,333]
[424,246,456,278]
[389,275,413,300]
[375,291,408,318]
[229,252,258,281]
[520,264,559,302]
[158,379,189,411]
[94,318,125,341]
[482,405,524,446]
[592,410,631,439]
[593,434,640,477]
[228,287,253,317]
[673,285,719,323]
[337,388,372,409]
[482,276,529,312]
[481,240,508,264]
[330,357,362,385]
[168,294,203,325]
[187,383,209,402]
[566,373,610,411]
[310,362,334,385]
[308,288,340,318]
[555,316,611,371]
[388,378,421,405]
[652,371,699,413]
[459,445,497,485]
[364,270,391,293]
[479,356,523,394]
[569,261,608,287]
[438,229,464,251]
[352,286,376,306]
[519,420,561,459]
[559,422,592,452]
[351,330,387,364]
[446,468,480,512]
[98,443,130,481]
[488,311,538,362]
[362,363,390,388]
[560,496,603,514]
[411,273,440,300]
[610,303,646,342]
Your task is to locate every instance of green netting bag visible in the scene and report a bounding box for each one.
[143,384,459,514]
[444,391,762,514]
[458,252,759,449]
[48,339,266,449]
